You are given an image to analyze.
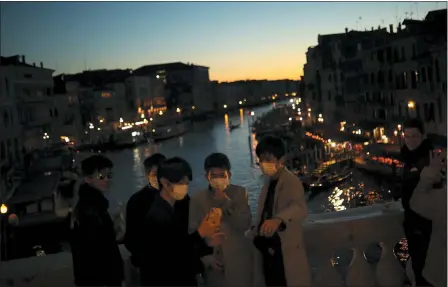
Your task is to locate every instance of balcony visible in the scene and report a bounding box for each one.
[0,202,416,287]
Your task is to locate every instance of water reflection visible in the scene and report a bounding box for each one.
[239,108,244,126]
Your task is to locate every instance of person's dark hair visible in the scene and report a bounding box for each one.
[204,153,231,171]
[157,157,193,184]
[81,155,113,176]
[143,153,166,172]
[255,135,286,159]
[403,118,425,135]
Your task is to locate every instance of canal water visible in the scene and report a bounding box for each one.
[101,102,390,215]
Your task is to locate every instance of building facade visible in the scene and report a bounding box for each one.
[303,9,447,140]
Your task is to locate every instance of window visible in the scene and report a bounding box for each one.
[0,141,5,160]
[377,70,385,83]
[411,71,418,89]
[421,67,427,83]
[46,88,51,96]
[394,48,399,62]
[437,97,443,123]
[412,44,416,58]
[23,88,31,97]
[328,91,331,101]
[50,109,53,118]
[428,66,433,82]
[101,92,111,98]
[5,78,9,95]
[328,74,332,82]
[370,73,375,85]
[36,90,43,97]
[3,111,9,127]
[401,46,406,60]
[403,72,407,89]
[388,70,393,83]
[54,108,59,117]
[435,60,440,83]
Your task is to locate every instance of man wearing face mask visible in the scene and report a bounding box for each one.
[251,136,310,287]
[189,153,252,287]
[70,155,124,286]
[140,157,224,286]
[124,153,166,270]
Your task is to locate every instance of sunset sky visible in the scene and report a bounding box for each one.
[2,1,445,82]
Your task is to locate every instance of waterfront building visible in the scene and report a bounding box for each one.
[303,9,447,141]
[133,62,214,116]
[125,75,166,120]
[0,55,55,152]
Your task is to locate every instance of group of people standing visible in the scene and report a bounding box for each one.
[69,135,310,287]
[68,117,446,287]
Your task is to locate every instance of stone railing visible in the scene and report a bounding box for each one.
[0,202,410,287]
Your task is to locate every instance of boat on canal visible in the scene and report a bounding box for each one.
[308,169,353,192]
[149,120,188,142]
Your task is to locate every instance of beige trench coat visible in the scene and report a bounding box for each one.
[253,167,311,287]
[189,184,253,287]
[410,182,447,287]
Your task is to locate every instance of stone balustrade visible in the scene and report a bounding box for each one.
[0,202,411,287]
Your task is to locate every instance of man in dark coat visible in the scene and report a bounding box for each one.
[70,155,124,286]
[399,118,440,286]
[140,157,223,286]
[124,153,166,267]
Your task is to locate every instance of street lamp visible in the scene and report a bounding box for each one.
[407,101,415,109]
[223,104,227,109]
[0,204,7,214]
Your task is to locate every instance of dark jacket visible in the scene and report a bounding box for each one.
[70,183,124,286]
[124,185,158,266]
[140,193,213,286]
[399,139,437,225]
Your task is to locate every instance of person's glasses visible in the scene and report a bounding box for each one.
[96,173,112,180]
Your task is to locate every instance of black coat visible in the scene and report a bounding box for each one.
[140,193,213,286]
[124,185,158,267]
[70,183,124,286]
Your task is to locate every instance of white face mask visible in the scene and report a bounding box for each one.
[260,162,278,176]
[171,184,188,200]
[209,178,229,190]
[149,176,159,190]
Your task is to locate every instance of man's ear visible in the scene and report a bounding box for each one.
[227,171,232,179]
[84,176,92,184]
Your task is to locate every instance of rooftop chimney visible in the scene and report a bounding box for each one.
[378,25,381,30]
[345,27,348,33]
[40,62,43,68]
[398,23,402,32]
[371,27,374,31]
[32,63,36,67]
[22,55,26,63]
[389,24,393,33]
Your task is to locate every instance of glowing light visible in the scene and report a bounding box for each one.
[141,113,145,119]
[176,108,181,113]
[152,129,155,132]
[289,117,292,121]
[308,108,311,112]
[331,142,336,147]
[364,142,369,146]
[159,111,163,116]
[318,114,322,118]
[119,118,124,123]
[394,130,398,136]
[192,106,196,110]
[397,124,402,130]
[289,99,294,103]
[407,101,415,108]
[239,101,242,105]
[150,118,153,121]
[299,117,303,121]
[223,104,227,108]
[250,111,255,116]
[0,204,7,214]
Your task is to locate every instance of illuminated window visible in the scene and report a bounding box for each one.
[101,92,111,98]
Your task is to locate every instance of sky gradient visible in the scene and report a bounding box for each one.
[1,1,445,82]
